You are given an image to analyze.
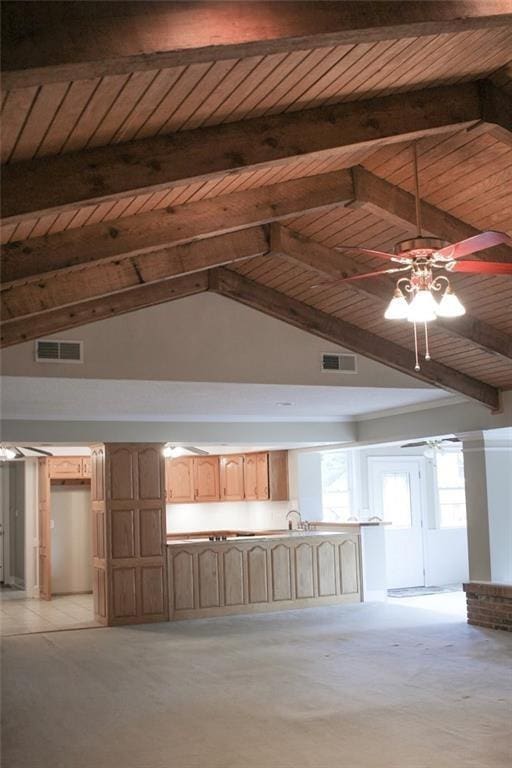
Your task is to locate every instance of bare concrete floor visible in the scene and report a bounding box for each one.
[2,599,512,768]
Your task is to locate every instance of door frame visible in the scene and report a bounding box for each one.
[368,455,428,588]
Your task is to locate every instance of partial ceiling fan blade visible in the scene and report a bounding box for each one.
[311,266,407,288]
[21,446,54,456]
[334,245,396,261]
[187,447,210,456]
[440,438,460,444]
[401,441,428,448]
[14,448,25,459]
[449,260,512,275]
[435,231,512,261]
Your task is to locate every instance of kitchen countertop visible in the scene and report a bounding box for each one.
[166,530,354,546]
[166,522,389,545]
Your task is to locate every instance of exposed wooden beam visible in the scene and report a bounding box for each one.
[1,227,269,321]
[0,272,208,348]
[352,166,512,264]
[271,224,512,362]
[3,1,511,89]
[1,171,352,288]
[481,80,512,146]
[209,267,500,410]
[2,82,489,224]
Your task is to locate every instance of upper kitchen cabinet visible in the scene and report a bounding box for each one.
[268,451,289,501]
[220,455,245,501]
[244,453,269,500]
[194,456,220,502]
[166,457,194,503]
[243,454,258,500]
[48,457,91,479]
[256,453,270,499]
[166,451,289,504]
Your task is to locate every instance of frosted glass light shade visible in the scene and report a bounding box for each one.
[407,289,438,323]
[384,291,409,319]
[437,289,466,318]
[0,447,16,461]
[163,445,186,458]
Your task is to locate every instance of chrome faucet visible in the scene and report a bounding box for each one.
[286,509,301,529]
[286,509,309,531]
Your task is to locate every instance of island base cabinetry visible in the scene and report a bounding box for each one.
[167,533,361,620]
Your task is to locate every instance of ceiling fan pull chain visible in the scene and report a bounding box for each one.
[413,320,420,371]
[424,321,431,361]
[412,142,423,237]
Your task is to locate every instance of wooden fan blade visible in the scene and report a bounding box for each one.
[450,260,512,275]
[334,246,396,260]
[311,266,407,288]
[435,231,512,260]
[401,441,428,448]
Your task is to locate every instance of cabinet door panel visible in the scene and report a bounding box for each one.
[256,453,269,500]
[48,457,83,478]
[167,458,194,503]
[194,456,220,502]
[243,455,258,500]
[220,455,244,501]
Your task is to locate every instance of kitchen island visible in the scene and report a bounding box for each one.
[167,530,361,620]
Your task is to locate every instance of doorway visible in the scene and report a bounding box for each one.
[369,457,425,589]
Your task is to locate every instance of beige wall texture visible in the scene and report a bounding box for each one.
[1,292,428,389]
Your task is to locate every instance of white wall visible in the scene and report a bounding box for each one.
[484,431,512,584]
[167,500,292,533]
[51,486,92,594]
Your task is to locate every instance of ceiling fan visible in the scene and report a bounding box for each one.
[0,445,54,461]
[162,445,210,458]
[313,142,512,370]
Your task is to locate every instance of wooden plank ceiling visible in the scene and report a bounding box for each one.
[1,1,512,408]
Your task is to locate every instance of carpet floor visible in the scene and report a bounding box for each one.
[2,598,511,768]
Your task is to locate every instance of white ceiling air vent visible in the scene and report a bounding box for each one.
[321,353,357,373]
[35,339,83,364]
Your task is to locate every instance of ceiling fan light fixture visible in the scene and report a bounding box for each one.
[163,445,187,458]
[437,286,466,318]
[0,446,16,461]
[407,289,438,323]
[384,289,409,319]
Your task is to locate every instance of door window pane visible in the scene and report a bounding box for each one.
[382,472,412,528]
[436,451,467,528]
[321,452,351,522]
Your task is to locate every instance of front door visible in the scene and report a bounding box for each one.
[369,458,425,589]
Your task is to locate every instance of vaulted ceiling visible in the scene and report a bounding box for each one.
[1,1,512,410]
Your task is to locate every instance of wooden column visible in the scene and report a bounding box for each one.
[91,443,169,626]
